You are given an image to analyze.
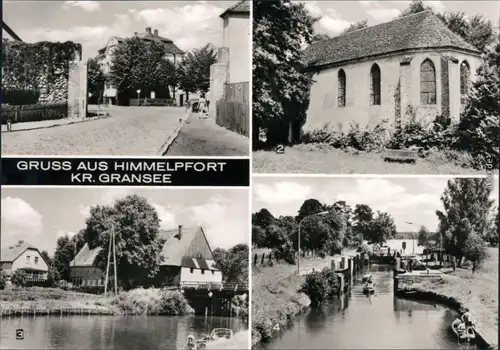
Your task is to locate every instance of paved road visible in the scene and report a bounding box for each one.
[2,106,185,155]
[165,116,249,156]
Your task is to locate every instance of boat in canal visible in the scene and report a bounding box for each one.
[363,282,375,295]
[451,318,475,342]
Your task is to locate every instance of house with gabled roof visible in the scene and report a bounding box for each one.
[96,28,185,105]
[301,10,482,140]
[69,225,222,287]
[0,240,49,281]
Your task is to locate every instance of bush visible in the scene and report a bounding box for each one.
[0,274,5,290]
[300,267,340,305]
[1,103,68,124]
[231,294,248,317]
[111,288,193,315]
[2,88,40,105]
[272,240,296,265]
[11,270,27,287]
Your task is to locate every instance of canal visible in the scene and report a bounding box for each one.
[257,265,479,349]
[1,315,247,349]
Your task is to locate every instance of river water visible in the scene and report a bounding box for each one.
[0,315,247,349]
[257,265,480,349]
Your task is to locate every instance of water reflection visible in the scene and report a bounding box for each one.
[1,315,247,350]
[258,266,480,349]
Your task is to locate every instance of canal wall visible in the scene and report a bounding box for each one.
[397,288,497,349]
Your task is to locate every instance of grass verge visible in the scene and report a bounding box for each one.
[253,144,487,174]
[251,263,311,346]
[0,287,193,317]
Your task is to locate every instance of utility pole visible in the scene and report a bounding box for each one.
[104,222,118,297]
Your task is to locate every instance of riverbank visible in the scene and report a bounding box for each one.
[252,262,312,345]
[0,287,193,317]
[398,248,498,349]
[206,330,249,349]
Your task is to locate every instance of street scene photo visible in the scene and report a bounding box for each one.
[0,188,250,349]
[2,0,250,156]
[251,176,498,349]
[253,0,499,174]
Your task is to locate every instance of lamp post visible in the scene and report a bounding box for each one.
[297,211,329,274]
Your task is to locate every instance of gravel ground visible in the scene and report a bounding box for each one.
[165,117,249,156]
[1,106,186,156]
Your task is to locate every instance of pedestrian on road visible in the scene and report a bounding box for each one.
[198,94,207,119]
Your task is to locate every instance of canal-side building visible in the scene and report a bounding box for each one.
[0,240,49,281]
[70,225,222,287]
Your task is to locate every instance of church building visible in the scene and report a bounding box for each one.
[302,10,482,134]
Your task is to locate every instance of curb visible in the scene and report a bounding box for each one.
[157,113,189,156]
[1,114,113,133]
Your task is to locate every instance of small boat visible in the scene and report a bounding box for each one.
[209,328,233,340]
[363,282,375,295]
[451,319,475,341]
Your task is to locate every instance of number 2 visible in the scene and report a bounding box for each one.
[276,145,285,154]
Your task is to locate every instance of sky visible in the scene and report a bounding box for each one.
[295,0,500,36]
[3,0,237,60]
[1,187,249,254]
[253,176,499,233]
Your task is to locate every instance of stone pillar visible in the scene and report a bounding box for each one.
[399,57,413,125]
[67,60,88,119]
[208,47,229,119]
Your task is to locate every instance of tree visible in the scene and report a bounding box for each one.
[398,1,431,18]
[212,244,249,285]
[253,0,316,147]
[87,57,105,101]
[332,201,358,247]
[40,250,52,266]
[11,269,26,287]
[343,20,368,34]
[109,37,173,103]
[53,234,77,282]
[83,194,166,289]
[296,198,326,222]
[252,225,267,248]
[462,232,489,273]
[436,178,495,262]
[456,42,500,167]
[252,208,276,229]
[364,211,397,245]
[177,44,217,96]
[399,1,494,52]
[352,204,374,242]
[265,224,289,249]
[417,226,433,247]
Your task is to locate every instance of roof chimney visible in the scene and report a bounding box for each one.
[154,29,158,36]
[146,27,152,35]
[177,225,182,239]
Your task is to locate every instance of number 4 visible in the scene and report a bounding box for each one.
[273,324,280,331]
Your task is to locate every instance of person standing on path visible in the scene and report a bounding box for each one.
[198,94,207,119]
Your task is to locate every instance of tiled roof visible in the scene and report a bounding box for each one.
[1,241,38,263]
[303,10,480,70]
[70,227,218,270]
[220,0,250,18]
[134,32,185,55]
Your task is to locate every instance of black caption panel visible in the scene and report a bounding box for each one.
[1,158,250,187]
